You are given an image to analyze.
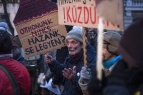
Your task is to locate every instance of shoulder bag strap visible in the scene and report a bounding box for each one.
[0,64,20,95]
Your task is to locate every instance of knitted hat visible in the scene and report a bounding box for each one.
[0,22,12,35]
[0,29,13,54]
[103,31,122,55]
[118,17,143,68]
[66,26,83,43]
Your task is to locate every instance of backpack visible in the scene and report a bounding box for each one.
[0,64,20,95]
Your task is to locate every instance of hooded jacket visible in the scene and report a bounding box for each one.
[0,56,31,95]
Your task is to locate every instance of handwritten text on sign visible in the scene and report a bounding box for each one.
[15,12,67,58]
[20,25,66,58]
[58,0,120,30]
[17,13,58,38]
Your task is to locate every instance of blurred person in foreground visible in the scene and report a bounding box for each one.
[0,28,31,95]
[79,17,143,95]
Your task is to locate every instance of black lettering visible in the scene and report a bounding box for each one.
[47,41,51,48]
[49,32,56,38]
[25,48,30,55]
[54,30,60,36]
[51,40,55,47]
[30,47,34,53]
[35,46,40,52]
[39,44,43,50]
[25,47,34,55]
[45,34,50,40]
[43,42,48,49]
[35,37,41,43]
[61,36,65,43]
[28,38,35,45]
[38,35,45,42]
[55,38,61,45]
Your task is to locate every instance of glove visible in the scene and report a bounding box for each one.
[78,67,91,95]
[80,67,91,79]
[37,73,46,85]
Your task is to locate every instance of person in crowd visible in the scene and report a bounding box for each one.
[0,27,31,95]
[86,28,98,50]
[0,22,12,35]
[78,31,122,95]
[45,26,96,95]
[0,22,26,66]
[101,31,122,76]
[38,25,73,95]
[103,16,143,95]
[38,51,56,95]
[79,17,143,95]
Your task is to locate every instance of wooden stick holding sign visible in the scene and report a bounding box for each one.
[96,17,104,80]
[82,27,87,67]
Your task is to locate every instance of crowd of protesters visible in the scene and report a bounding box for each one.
[1,16,143,95]
[0,0,143,95]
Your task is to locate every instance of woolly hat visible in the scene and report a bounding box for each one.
[66,26,83,43]
[118,17,143,68]
[0,22,12,35]
[103,31,121,55]
[0,29,13,54]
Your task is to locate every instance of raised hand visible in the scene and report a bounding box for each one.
[44,54,53,64]
[62,66,76,82]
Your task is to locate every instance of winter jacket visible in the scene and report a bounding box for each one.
[48,45,96,95]
[78,55,121,95]
[103,62,117,76]
[103,60,143,95]
[79,59,143,95]
[0,57,31,95]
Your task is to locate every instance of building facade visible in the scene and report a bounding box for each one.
[124,0,143,29]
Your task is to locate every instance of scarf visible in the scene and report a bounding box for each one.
[103,55,121,69]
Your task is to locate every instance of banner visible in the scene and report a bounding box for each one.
[58,0,122,31]
[95,0,123,30]
[14,0,67,57]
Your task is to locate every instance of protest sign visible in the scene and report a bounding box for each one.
[14,0,67,58]
[58,0,121,31]
[95,0,123,31]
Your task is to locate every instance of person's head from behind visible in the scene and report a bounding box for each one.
[66,26,83,56]
[0,28,13,54]
[0,22,12,35]
[102,31,121,61]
